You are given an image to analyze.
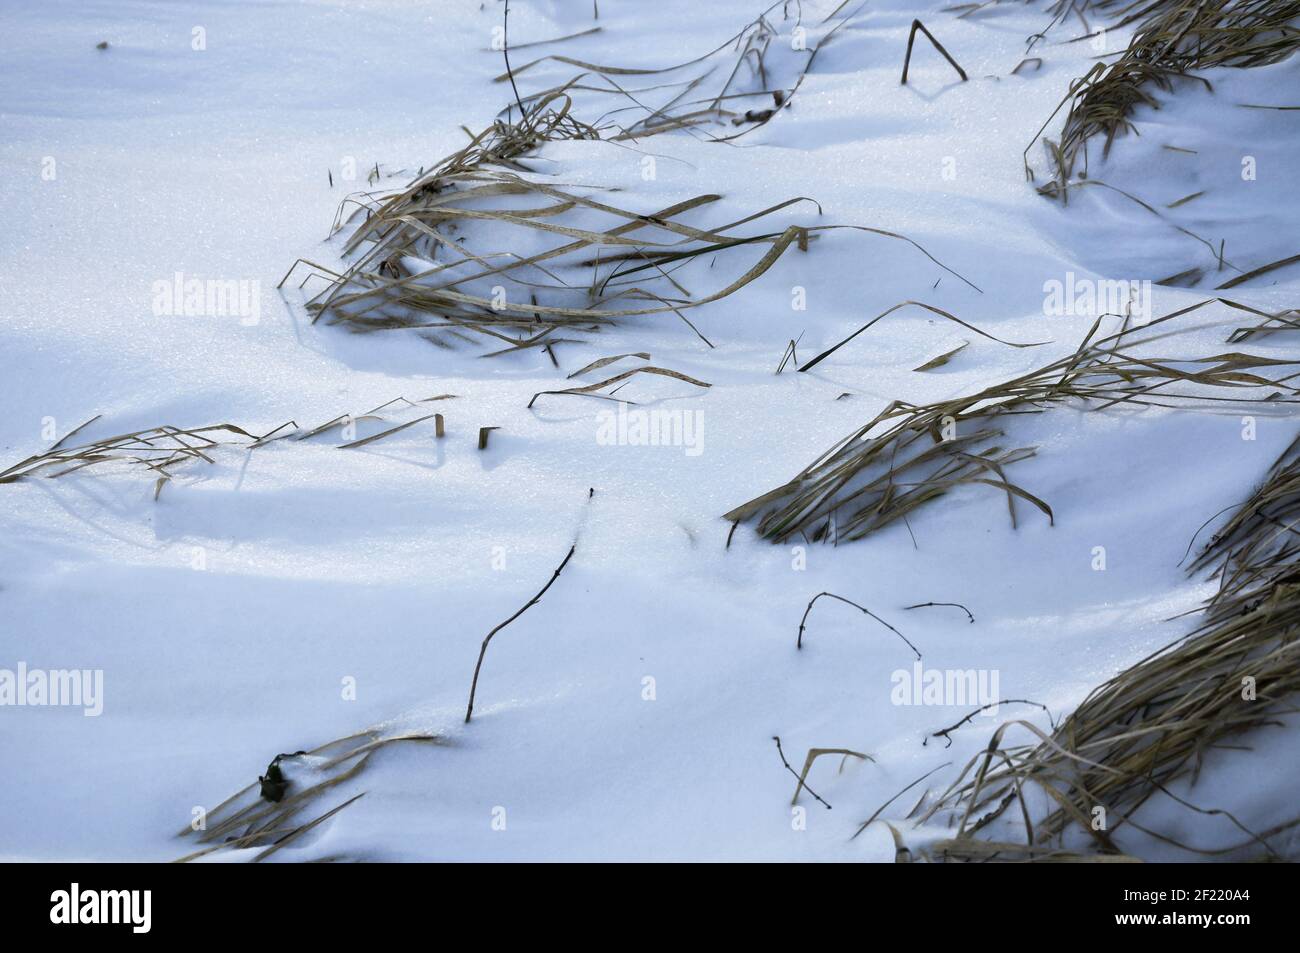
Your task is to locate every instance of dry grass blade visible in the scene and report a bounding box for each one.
[900,19,968,84]
[792,747,873,805]
[528,365,710,408]
[798,301,1039,374]
[852,762,951,840]
[45,414,102,452]
[566,352,651,378]
[913,340,969,372]
[252,792,367,863]
[338,413,440,449]
[775,333,803,374]
[1225,303,1300,342]
[1215,251,1300,289]
[495,26,603,53]
[1166,189,1205,209]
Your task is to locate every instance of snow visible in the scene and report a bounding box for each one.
[1,0,1298,861]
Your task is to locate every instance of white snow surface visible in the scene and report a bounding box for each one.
[2,0,1298,861]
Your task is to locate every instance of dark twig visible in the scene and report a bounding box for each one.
[465,489,594,722]
[502,0,528,122]
[901,19,967,85]
[798,301,1041,374]
[797,592,920,658]
[924,699,1054,748]
[1215,252,1300,290]
[903,601,975,623]
[773,736,831,810]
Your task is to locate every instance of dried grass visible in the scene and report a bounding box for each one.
[727,299,1300,544]
[0,397,455,495]
[175,731,441,863]
[497,0,867,143]
[279,2,983,357]
[904,431,1300,861]
[1029,0,1300,197]
[284,97,977,355]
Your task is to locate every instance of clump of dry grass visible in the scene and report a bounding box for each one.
[0,397,456,496]
[281,89,821,352]
[283,103,977,356]
[905,432,1300,861]
[498,1,866,142]
[726,299,1300,545]
[527,364,710,408]
[1030,0,1300,197]
[277,3,992,358]
[175,731,440,863]
[0,418,297,499]
[1226,303,1300,341]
